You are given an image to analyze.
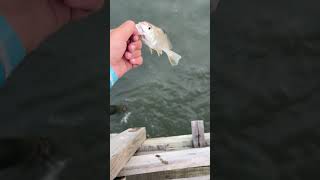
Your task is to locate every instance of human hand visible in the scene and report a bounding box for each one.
[110,20,143,79]
[0,0,104,52]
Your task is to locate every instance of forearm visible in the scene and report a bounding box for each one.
[0,0,103,87]
[0,1,65,53]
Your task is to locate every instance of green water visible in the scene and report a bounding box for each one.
[110,0,210,137]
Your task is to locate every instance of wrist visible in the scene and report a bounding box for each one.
[110,62,125,79]
[0,1,68,53]
[3,15,58,53]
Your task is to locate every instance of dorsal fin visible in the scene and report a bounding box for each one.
[162,28,167,34]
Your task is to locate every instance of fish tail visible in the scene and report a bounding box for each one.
[163,49,181,66]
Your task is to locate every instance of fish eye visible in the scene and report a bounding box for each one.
[148,27,151,30]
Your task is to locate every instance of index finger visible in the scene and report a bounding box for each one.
[112,20,137,42]
[133,27,139,36]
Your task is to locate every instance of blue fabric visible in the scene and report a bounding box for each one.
[110,66,118,88]
[0,63,5,87]
[0,16,26,86]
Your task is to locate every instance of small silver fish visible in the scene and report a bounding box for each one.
[136,21,181,66]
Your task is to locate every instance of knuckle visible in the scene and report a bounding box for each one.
[126,20,135,26]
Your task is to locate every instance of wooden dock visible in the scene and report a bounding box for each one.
[110,120,210,180]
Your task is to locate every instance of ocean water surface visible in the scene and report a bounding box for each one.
[110,0,210,137]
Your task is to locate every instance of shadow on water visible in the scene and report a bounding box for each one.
[110,0,210,137]
[0,6,107,180]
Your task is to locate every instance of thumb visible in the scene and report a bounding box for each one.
[112,20,137,42]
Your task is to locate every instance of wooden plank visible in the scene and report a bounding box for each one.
[126,166,210,180]
[110,133,118,139]
[110,128,146,180]
[170,175,210,180]
[135,133,210,155]
[191,120,206,148]
[118,147,210,177]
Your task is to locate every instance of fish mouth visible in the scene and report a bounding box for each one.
[136,21,150,35]
[135,23,145,35]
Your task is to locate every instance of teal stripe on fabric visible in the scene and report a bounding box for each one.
[110,67,118,88]
[0,16,26,79]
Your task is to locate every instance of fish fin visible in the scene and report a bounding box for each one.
[163,49,181,66]
[156,50,161,56]
[162,28,167,35]
[149,48,153,54]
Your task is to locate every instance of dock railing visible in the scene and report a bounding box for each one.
[110,120,210,180]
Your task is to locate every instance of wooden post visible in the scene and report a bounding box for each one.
[110,128,146,179]
[191,120,206,148]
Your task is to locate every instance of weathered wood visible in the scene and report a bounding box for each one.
[125,166,210,180]
[170,175,210,180]
[110,128,146,180]
[110,133,118,139]
[135,133,210,155]
[118,147,210,177]
[191,120,206,148]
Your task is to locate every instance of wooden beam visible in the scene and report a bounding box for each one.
[110,128,146,180]
[135,133,210,155]
[124,166,209,180]
[171,175,210,180]
[191,120,206,148]
[118,147,210,177]
[110,133,118,139]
